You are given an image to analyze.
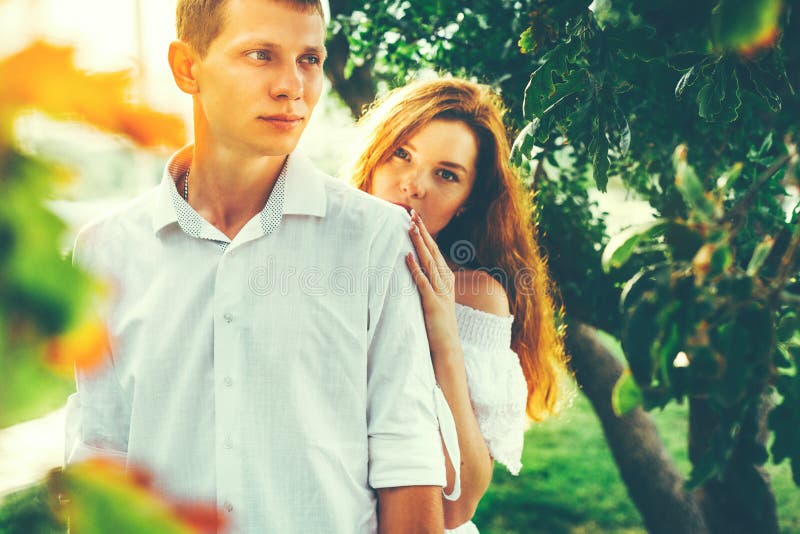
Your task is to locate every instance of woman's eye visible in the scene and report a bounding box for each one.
[247,50,271,61]
[437,169,459,182]
[393,147,410,161]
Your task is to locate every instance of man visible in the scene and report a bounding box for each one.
[64,1,450,531]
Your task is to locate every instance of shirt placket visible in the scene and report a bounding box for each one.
[213,249,241,525]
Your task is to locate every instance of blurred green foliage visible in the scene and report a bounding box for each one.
[0,41,206,533]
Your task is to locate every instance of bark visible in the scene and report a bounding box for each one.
[689,397,780,534]
[565,320,708,534]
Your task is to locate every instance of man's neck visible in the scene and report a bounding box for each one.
[188,137,288,240]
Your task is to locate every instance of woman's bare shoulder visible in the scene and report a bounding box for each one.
[452,268,511,317]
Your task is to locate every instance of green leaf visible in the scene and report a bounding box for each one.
[607,100,630,156]
[773,345,793,368]
[0,345,75,429]
[696,61,741,123]
[602,219,668,273]
[746,64,783,111]
[523,39,583,119]
[746,236,776,276]
[777,312,800,343]
[709,243,733,277]
[589,114,610,191]
[717,162,743,193]
[673,147,716,220]
[612,370,644,416]
[510,120,539,164]
[675,66,698,99]
[717,67,742,123]
[622,294,661,384]
[697,77,722,120]
[712,0,782,52]
[518,27,535,54]
[606,25,665,62]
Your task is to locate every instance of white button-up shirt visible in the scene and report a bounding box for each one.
[65,146,447,533]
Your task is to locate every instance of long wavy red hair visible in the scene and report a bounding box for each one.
[349,78,569,420]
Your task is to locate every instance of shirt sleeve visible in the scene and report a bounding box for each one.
[64,225,131,466]
[365,209,446,489]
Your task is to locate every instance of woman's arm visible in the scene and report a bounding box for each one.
[405,212,496,529]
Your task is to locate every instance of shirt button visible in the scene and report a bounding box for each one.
[223,313,233,323]
[224,376,233,387]
[223,501,233,513]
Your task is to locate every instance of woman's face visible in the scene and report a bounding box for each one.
[371,119,478,237]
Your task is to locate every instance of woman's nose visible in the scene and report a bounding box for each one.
[401,170,425,197]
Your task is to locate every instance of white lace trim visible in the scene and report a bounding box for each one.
[455,303,513,351]
[456,303,527,476]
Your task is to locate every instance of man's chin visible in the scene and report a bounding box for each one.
[252,134,303,158]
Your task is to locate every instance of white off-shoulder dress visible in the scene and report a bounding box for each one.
[445,303,529,534]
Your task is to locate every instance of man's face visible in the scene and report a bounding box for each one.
[193,0,326,157]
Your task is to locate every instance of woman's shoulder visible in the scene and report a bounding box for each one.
[452,267,510,317]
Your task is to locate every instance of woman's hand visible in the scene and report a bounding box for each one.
[405,210,461,359]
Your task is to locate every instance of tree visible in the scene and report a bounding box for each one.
[326,1,800,532]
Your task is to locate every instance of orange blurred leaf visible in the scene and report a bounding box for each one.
[0,41,185,148]
[46,318,110,373]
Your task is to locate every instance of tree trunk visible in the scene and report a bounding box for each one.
[689,397,780,534]
[325,4,377,119]
[565,320,708,534]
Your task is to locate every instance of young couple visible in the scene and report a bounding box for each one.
[64,0,567,532]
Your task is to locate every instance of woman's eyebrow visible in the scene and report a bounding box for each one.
[439,161,469,173]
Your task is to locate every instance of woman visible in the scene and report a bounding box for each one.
[349,78,570,532]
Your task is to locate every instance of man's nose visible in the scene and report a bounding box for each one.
[270,62,303,100]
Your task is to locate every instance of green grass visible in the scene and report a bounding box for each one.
[474,333,800,534]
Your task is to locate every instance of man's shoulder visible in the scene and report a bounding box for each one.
[317,171,410,230]
[73,187,160,259]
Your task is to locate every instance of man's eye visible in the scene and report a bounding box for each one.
[247,50,270,61]
[393,147,410,160]
[301,55,321,65]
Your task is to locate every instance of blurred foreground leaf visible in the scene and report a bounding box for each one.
[50,460,226,534]
[0,42,186,149]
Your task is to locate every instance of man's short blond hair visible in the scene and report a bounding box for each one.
[176,0,325,57]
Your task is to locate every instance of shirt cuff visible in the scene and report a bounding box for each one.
[368,432,446,489]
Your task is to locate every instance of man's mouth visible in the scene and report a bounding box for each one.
[259,115,304,130]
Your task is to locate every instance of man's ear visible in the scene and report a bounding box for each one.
[168,40,200,95]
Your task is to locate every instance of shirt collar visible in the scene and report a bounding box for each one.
[151,145,327,235]
[282,149,327,218]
